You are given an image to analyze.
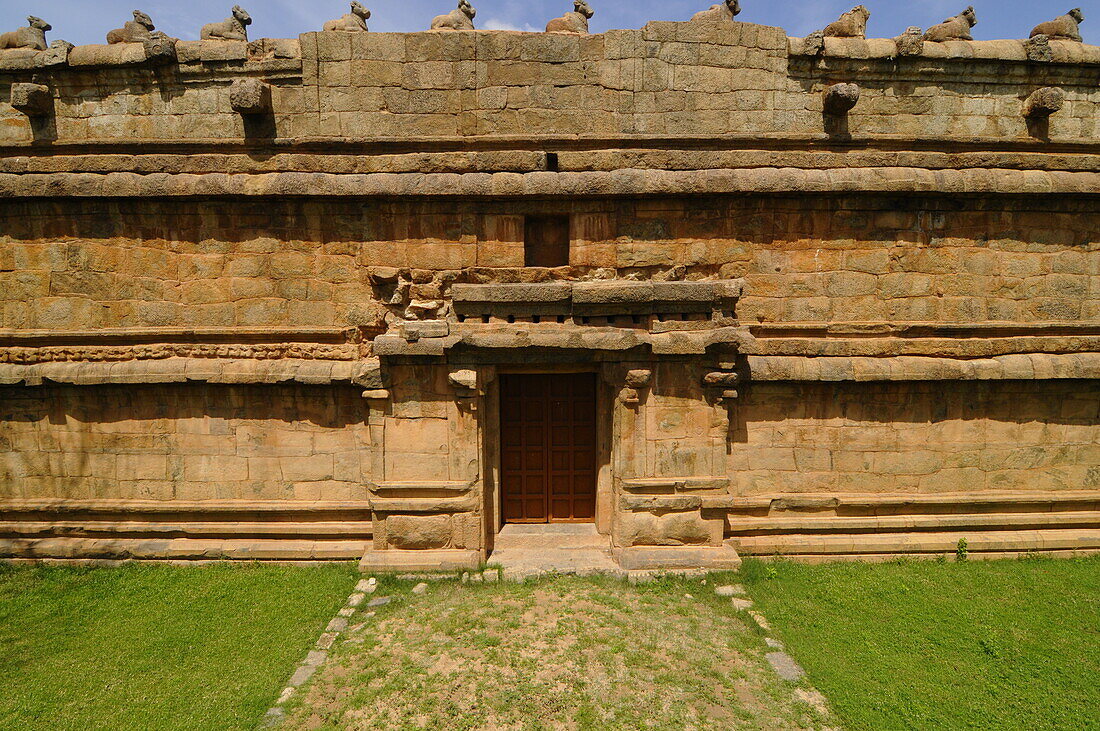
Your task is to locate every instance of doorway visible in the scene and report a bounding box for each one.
[500,373,597,523]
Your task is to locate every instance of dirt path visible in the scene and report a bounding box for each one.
[283,575,826,730]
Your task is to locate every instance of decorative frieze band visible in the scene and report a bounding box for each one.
[0,357,382,387]
[0,343,360,365]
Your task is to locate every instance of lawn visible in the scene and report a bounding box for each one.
[740,555,1100,731]
[0,562,356,730]
[286,574,825,730]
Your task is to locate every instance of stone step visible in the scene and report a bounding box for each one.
[0,520,373,539]
[733,528,1100,556]
[0,537,369,561]
[728,511,1100,535]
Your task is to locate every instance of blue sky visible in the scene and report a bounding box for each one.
[2,0,1096,45]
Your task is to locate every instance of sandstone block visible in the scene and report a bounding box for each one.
[230,78,272,115]
[385,514,452,550]
[9,83,52,117]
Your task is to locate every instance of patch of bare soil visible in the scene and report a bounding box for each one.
[284,577,825,730]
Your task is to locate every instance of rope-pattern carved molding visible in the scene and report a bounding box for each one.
[0,343,361,365]
[0,343,362,365]
[0,357,383,387]
[2,168,1098,199]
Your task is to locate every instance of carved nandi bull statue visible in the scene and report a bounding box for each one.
[1031,8,1085,42]
[691,0,741,23]
[923,6,976,42]
[546,1,595,34]
[431,0,476,31]
[201,5,252,41]
[824,5,870,38]
[106,10,156,44]
[324,2,371,32]
[0,15,51,51]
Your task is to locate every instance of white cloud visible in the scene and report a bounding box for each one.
[482,17,539,32]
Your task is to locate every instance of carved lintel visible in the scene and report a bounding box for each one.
[229,78,271,115]
[10,82,52,117]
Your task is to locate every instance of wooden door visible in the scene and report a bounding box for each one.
[500,374,597,523]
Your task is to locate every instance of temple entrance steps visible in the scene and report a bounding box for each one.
[490,523,621,580]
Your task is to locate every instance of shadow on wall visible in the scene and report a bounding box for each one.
[0,382,367,428]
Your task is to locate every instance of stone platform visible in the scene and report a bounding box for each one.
[490,524,622,581]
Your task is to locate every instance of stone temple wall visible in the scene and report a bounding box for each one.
[0,14,1098,566]
[2,197,1096,332]
[0,383,374,559]
[0,24,1098,144]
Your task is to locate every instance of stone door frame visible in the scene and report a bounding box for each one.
[483,363,616,553]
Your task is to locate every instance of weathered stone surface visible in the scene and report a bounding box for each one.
[229,78,272,114]
[385,515,452,550]
[9,83,51,116]
[1024,87,1065,119]
[823,83,860,115]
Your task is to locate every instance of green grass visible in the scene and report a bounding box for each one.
[0,562,356,730]
[739,556,1100,730]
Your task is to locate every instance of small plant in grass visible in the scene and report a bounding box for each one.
[956,537,969,562]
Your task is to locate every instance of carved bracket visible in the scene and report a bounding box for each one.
[448,368,479,398]
[703,370,739,404]
[10,82,52,118]
[229,77,271,115]
[620,368,652,405]
[1024,87,1065,119]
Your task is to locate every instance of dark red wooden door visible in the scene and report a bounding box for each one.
[500,374,597,523]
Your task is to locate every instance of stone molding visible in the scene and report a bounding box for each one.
[3,168,1096,199]
[0,357,382,387]
[0,343,359,365]
[701,490,1100,511]
[746,353,1100,381]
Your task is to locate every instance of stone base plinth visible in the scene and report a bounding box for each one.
[358,549,483,573]
[613,545,742,571]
